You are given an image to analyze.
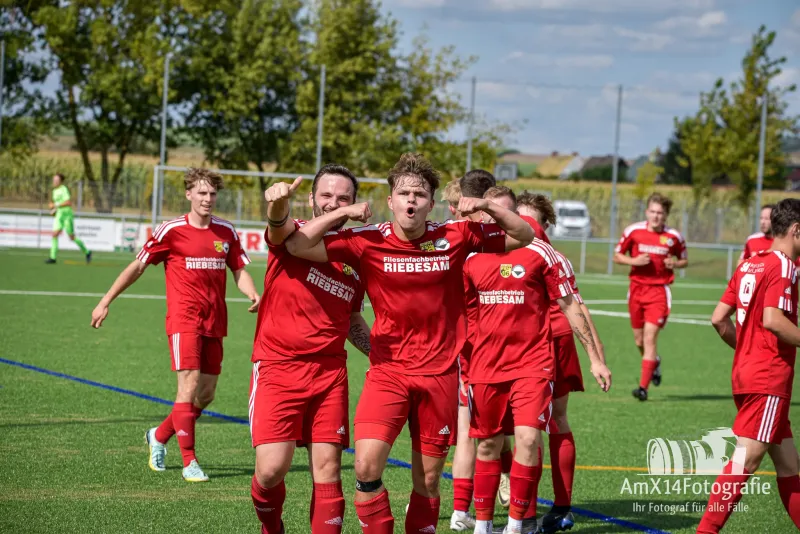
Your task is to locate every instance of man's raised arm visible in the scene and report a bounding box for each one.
[458,197,534,251]
[285,202,372,262]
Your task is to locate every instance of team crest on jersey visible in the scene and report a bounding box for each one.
[420,241,436,252]
[659,235,674,247]
[434,238,450,251]
[214,241,229,254]
[511,265,525,278]
[500,264,513,278]
[342,264,354,275]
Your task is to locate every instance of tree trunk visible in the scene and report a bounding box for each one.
[257,162,272,221]
[96,149,111,213]
[67,87,102,211]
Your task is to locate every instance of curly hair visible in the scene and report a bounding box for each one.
[184,168,224,191]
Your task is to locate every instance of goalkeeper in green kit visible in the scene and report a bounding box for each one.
[46,173,91,264]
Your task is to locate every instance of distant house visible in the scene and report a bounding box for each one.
[626,155,650,182]
[581,155,629,174]
[559,156,585,179]
[536,151,577,178]
[498,152,550,177]
[786,151,800,191]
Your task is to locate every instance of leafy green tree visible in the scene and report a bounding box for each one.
[676,26,798,206]
[633,160,663,200]
[660,131,692,185]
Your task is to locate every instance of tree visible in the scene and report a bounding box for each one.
[180,0,305,215]
[14,1,192,212]
[0,8,51,157]
[633,160,663,200]
[676,26,798,207]
[281,0,405,174]
[659,131,692,185]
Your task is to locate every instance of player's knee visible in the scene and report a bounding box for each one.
[311,454,341,483]
[354,458,383,483]
[194,390,214,408]
[420,469,441,495]
[514,431,541,454]
[254,463,285,488]
[476,437,500,460]
[770,446,798,477]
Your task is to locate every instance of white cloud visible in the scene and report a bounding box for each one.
[655,10,727,31]
[792,9,800,27]
[613,27,674,51]
[504,52,614,69]
[386,0,446,6]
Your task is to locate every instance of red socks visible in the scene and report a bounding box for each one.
[697,462,750,533]
[154,403,203,444]
[171,402,197,466]
[474,458,502,521]
[509,461,539,520]
[453,477,474,513]
[524,448,543,520]
[405,490,440,534]
[778,475,800,529]
[550,433,576,507]
[310,481,345,533]
[501,449,513,474]
[639,359,659,389]
[251,477,285,534]
[355,490,394,533]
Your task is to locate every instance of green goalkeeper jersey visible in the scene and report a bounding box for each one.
[52,185,73,215]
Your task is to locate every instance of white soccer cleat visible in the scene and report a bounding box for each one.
[145,427,166,472]
[497,472,511,508]
[182,459,209,482]
[450,510,476,531]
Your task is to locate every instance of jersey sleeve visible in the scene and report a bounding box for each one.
[462,221,506,254]
[226,229,251,271]
[544,257,573,301]
[720,273,737,307]
[740,241,751,261]
[265,220,301,250]
[565,260,583,304]
[136,225,171,265]
[323,227,366,267]
[615,230,634,255]
[764,259,795,313]
[672,231,688,260]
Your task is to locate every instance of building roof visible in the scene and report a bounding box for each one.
[582,155,629,171]
[537,155,576,177]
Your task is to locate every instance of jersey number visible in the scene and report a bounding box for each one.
[737,273,756,324]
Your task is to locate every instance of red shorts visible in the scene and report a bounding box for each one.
[249,358,349,448]
[168,333,223,375]
[628,283,672,329]
[469,377,555,439]
[354,366,458,458]
[733,393,793,444]
[553,333,584,398]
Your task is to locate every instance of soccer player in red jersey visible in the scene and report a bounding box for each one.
[699,198,800,533]
[285,153,535,534]
[515,192,604,533]
[614,192,688,401]
[464,188,611,534]
[90,168,260,482]
[249,165,371,534]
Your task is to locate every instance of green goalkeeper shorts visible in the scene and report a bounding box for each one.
[53,211,75,235]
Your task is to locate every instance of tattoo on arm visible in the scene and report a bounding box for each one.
[348,322,371,356]
[571,311,598,355]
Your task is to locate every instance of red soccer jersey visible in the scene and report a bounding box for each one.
[460,215,549,381]
[323,219,506,375]
[549,251,582,338]
[615,222,687,286]
[137,215,251,338]
[721,250,798,398]
[464,238,572,384]
[741,232,773,261]
[252,220,365,363]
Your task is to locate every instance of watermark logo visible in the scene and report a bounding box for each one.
[646,427,746,476]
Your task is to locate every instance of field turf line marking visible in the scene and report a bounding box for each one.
[0,357,670,534]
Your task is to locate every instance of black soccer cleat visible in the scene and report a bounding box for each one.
[651,359,662,387]
[540,508,575,533]
[45,258,56,264]
[632,386,648,401]
[492,518,541,534]
[86,251,92,264]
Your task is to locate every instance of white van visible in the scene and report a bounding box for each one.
[550,200,592,238]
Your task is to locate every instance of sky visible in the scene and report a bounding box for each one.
[382,0,800,159]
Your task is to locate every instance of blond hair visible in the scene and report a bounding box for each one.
[184,168,224,191]
[441,180,462,207]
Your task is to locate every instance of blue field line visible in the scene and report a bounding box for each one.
[1,356,669,534]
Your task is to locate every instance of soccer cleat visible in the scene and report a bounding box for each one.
[86,251,92,264]
[182,459,209,482]
[540,509,575,533]
[492,519,540,534]
[449,510,476,531]
[497,472,511,508]
[651,358,662,386]
[632,387,648,401]
[145,427,166,472]
[45,258,56,264]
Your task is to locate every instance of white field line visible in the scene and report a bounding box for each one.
[583,299,717,306]
[1,289,714,326]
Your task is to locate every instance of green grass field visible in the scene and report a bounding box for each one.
[1,248,798,533]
